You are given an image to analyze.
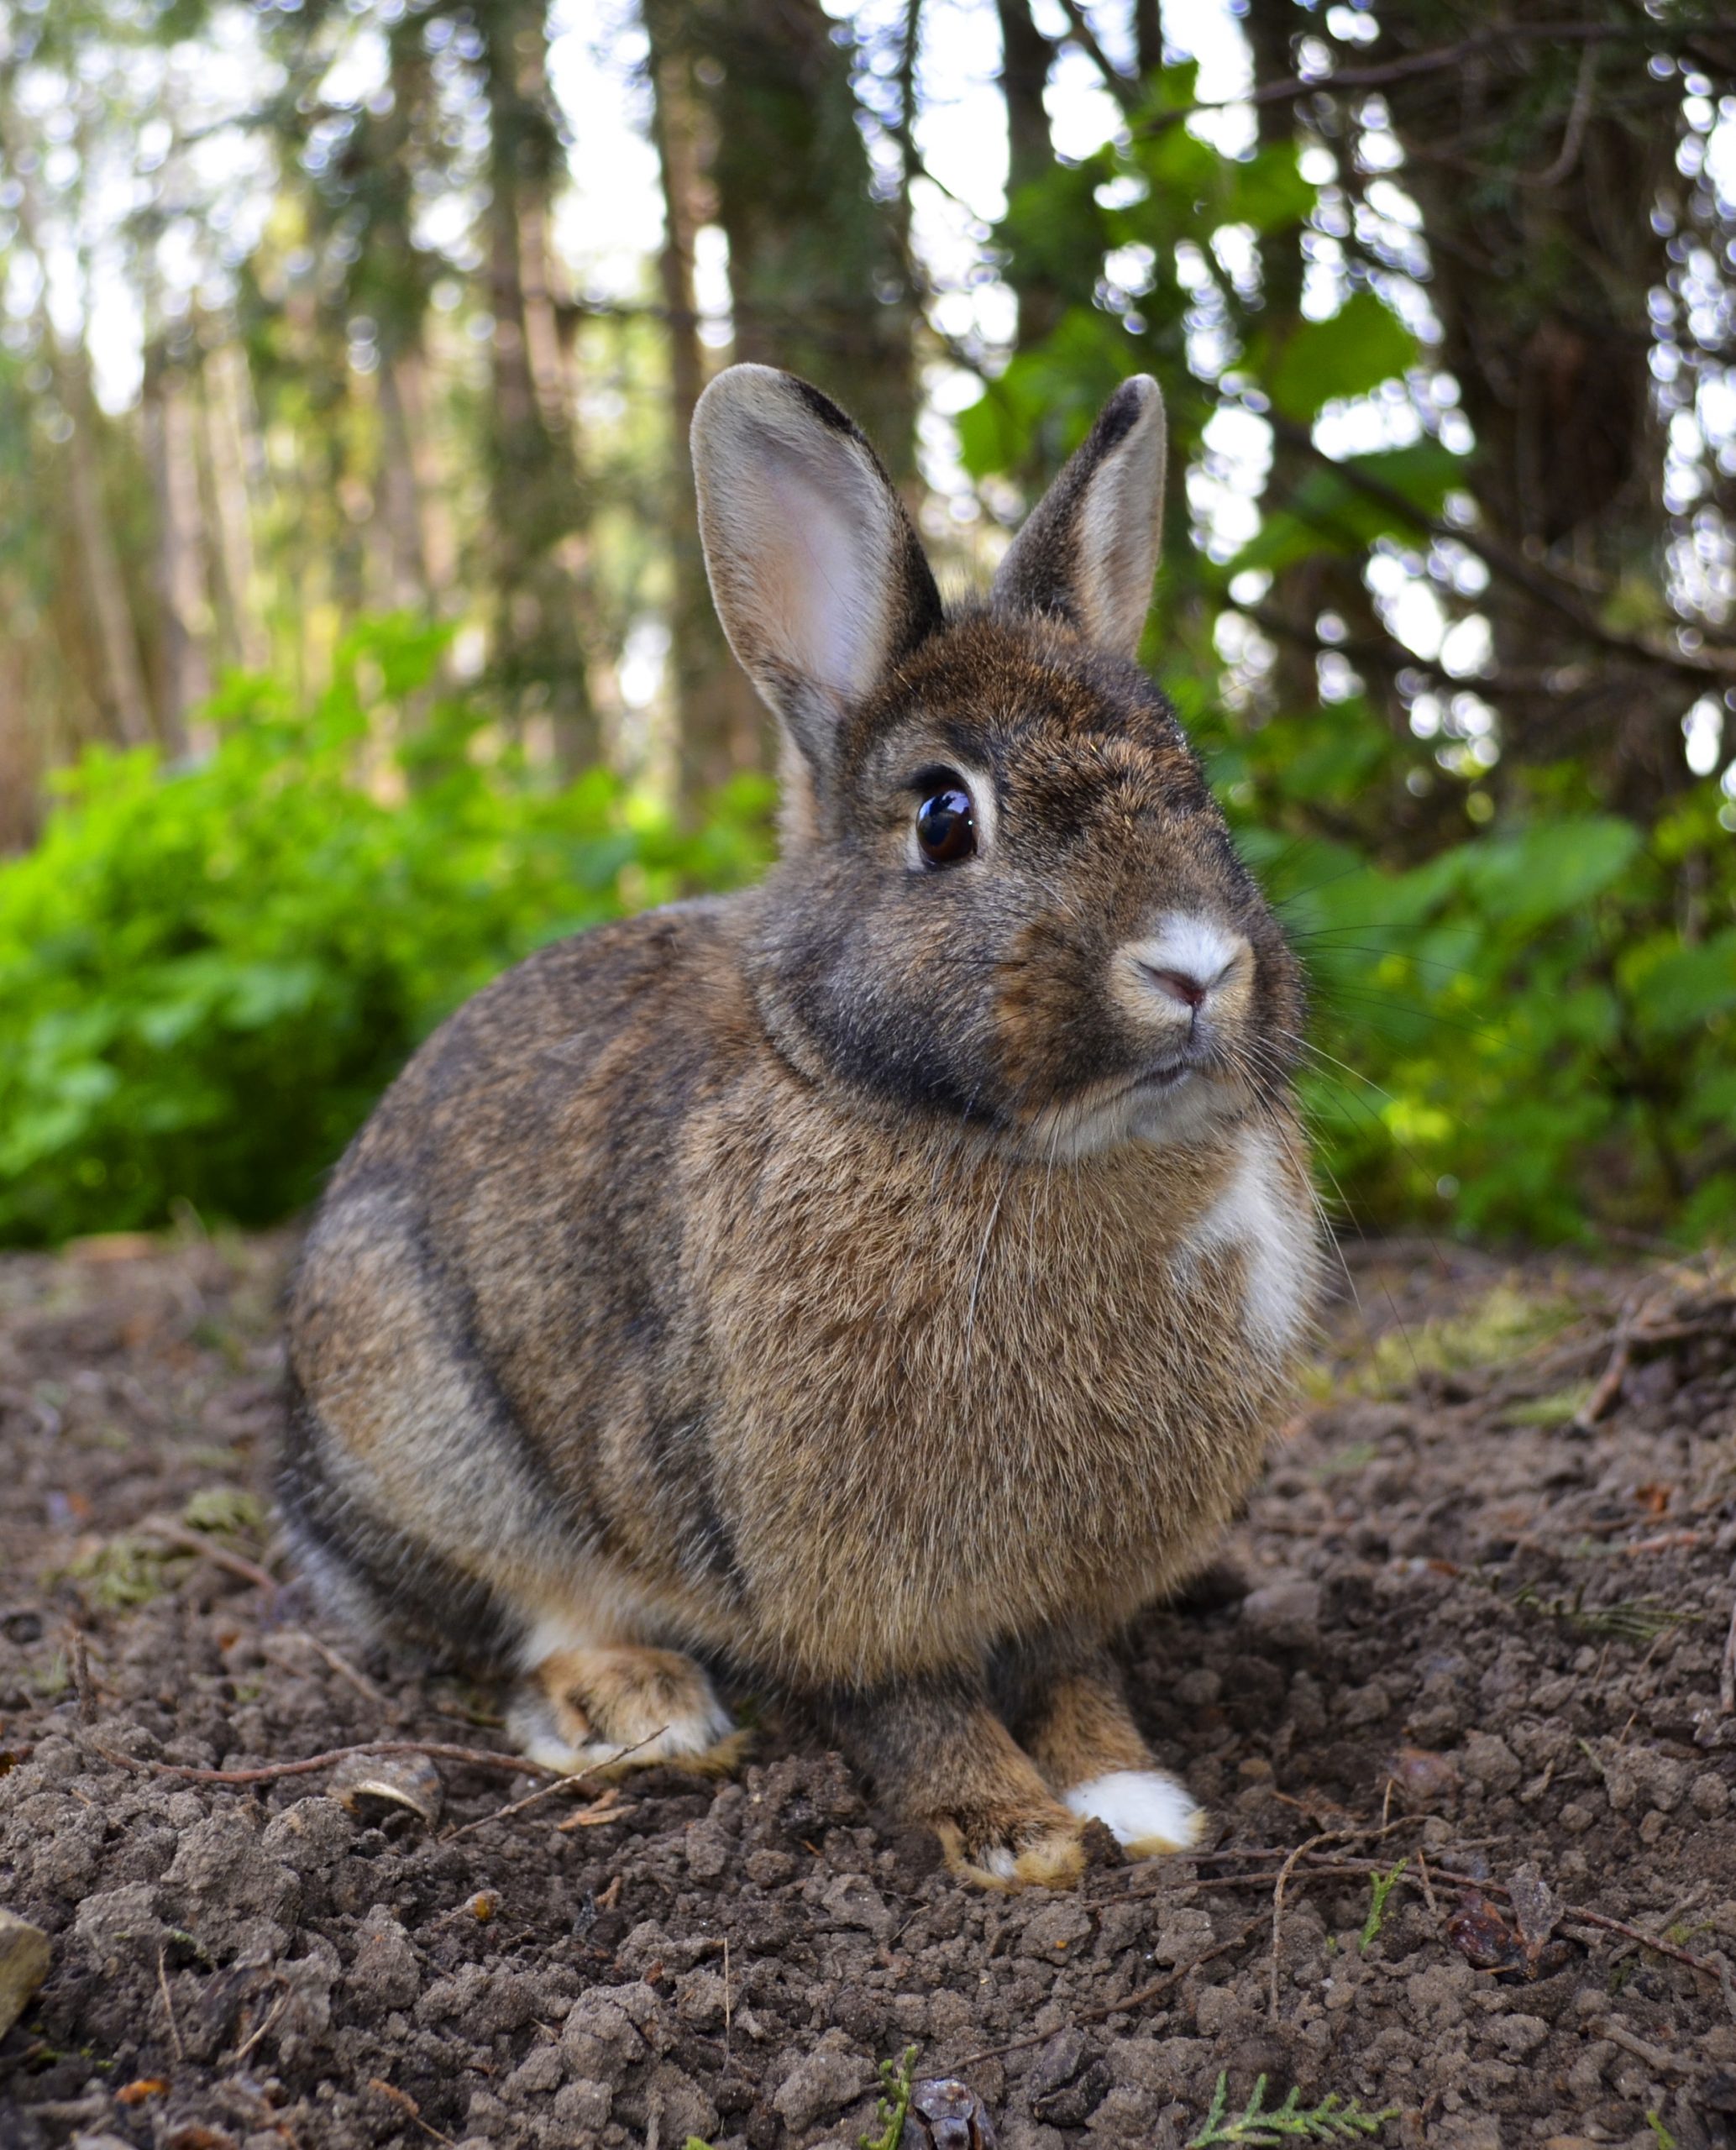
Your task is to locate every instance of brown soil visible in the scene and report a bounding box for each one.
[2,1231,1734,2150]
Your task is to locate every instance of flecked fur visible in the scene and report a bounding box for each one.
[281,366,1323,1884]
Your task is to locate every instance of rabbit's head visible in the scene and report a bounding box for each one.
[692,365,1304,1159]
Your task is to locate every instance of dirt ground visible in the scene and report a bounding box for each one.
[2,1231,1734,2150]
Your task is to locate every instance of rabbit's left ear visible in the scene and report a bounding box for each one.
[991,375,1167,660]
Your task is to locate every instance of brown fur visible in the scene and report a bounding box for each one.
[281,367,1323,1882]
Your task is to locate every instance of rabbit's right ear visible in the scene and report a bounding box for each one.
[692,366,942,773]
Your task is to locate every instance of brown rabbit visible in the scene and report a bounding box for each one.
[280,365,1321,1887]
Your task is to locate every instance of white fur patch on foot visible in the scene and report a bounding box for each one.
[1062,1770,1204,1854]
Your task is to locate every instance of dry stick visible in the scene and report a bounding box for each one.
[955,1914,1270,2069]
[1196,1850,1721,1980]
[137,1518,280,1594]
[1270,1831,1335,2022]
[229,1984,291,2066]
[443,1725,669,1843]
[92,1738,562,1786]
[1571,1293,1644,1433]
[277,1628,400,1718]
[155,1943,184,2064]
[370,2079,458,2149]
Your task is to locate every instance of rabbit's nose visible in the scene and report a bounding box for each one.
[1120,916,1249,1020]
[1140,962,1211,1010]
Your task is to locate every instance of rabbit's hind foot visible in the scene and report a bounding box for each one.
[507,1645,743,1778]
[1010,1650,1206,1859]
[1061,1770,1203,1855]
[932,1798,1089,1892]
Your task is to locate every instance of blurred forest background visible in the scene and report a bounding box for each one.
[2,0,1735,1248]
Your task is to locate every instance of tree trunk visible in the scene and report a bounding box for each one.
[481,0,601,772]
[197,338,271,673]
[143,338,214,754]
[1369,2,1707,814]
[646,0,766,807]
[994,0,1060,349]
[693,0,919,485]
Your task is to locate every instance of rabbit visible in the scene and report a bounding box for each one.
[279,363,1322,1888]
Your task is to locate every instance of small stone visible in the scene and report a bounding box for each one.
[1691,1773,1730,1819]
[821,1871,895,1940]
[773,2044,872,2132]
[1461,1731,1523,1796]
[1021,1898,1093,1960]
[0,1908,50,2038]
[1240,1581,1321,1649]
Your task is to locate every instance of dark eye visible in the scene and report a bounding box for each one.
[915,784,976,867]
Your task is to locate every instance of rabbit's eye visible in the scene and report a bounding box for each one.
[915,786,976,867]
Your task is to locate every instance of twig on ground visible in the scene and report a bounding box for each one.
[1271,1833,1330,2020]
[1194,1848,1722,1980]
[136,1517,280,1594]
[555,1785,637,1833]
[93,1738,560,1786]
[155,1943,184,2063]
[228,1982,290,2064]
[444,1727,666,1842]
[369,2079,457,2147]
[1572,1294,1643,1432]
[275,1628,400,1718]
[1720,1589,1736,1717]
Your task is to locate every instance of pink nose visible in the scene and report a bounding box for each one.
[1141,963,1210,1010]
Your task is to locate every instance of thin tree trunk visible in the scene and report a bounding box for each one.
[695,0,919,484]
[994,0,1060,349]
[143,340,214,753]
[375,356,428,610]
[0,92,154,748]
[197,338,270,672]
[646,0,764,807]
[481,0,600,772]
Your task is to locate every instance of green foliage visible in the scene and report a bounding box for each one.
[0,619,773,1246]
[957,64,1736,1249]
[1359,1859,1408,1953]
[860,2045,920,2150]
[1188,2073,1398,2147]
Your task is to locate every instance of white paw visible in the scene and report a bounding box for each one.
[1062,1770,1204,1854]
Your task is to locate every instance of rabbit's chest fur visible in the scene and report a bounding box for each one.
[683,1067,1319,1681]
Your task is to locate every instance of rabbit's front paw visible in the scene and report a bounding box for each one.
[932,1797,1089,1891]
[1060,1768,1204,1855]
[508,1645,742,1777]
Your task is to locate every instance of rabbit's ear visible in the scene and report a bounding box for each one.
[692,365,942,768]
[991,375,1167,659]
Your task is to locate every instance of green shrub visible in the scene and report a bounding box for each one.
[0,619,772,1245]
[2,611,1731,1250]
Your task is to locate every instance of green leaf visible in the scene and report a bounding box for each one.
[1264,293,1419,421]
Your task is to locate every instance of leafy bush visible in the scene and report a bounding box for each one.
[0,620,772,1245]
[1241,788,1736,1245]
[3,609,1732,1250]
